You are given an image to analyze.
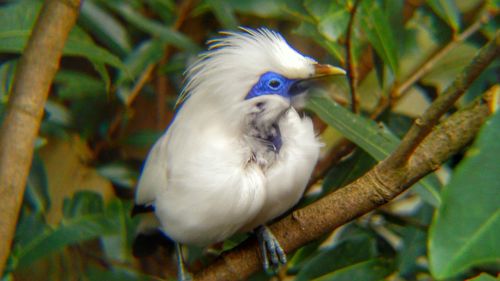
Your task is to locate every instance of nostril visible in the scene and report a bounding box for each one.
[256,102,265,109]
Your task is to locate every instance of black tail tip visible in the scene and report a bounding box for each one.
[131,204,154,217]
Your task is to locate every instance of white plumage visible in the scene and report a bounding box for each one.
[134,27,344,277]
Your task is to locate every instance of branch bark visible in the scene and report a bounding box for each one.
[192,34,500,281]
[386,31,499,167]
[0,0,81,274]
[193,82,496,281]
[345,0,362,113]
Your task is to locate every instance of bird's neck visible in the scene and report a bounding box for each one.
[243,106,287,170]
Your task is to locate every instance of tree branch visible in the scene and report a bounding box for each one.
[192,33,499,279]
[386,31,499,168]
[193,84,496,281]
[391,13,489,99]
[0,0,81,274]
[313,7,490,188]
[345,0,362,113]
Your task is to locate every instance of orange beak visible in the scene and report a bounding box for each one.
[313,63,346,77]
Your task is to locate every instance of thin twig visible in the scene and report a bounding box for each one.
[98,63,157,150]
[0,0,81,274]
[126,63,156,107]
[370,13,490,119]
[392,14,489,99]
[155,0,198,129]
[345,0,362,113]
[385,31,499,168]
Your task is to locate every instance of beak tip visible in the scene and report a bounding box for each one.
[314,63,346,77]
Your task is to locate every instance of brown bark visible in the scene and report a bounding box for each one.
[193,84,496,281]
[0,0,81,274]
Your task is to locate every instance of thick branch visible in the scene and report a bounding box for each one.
[0,0,81,274]
[193,87,496,281]
[385,31,499,168]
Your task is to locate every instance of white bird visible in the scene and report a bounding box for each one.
[134,27,345,280]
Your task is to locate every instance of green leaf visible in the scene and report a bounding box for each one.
[104,2,199,52]
[304,0,347,20]
[24,153,50,213]
[144,0,176,23]
[79,0,132,56]
[360,1,399,76]
[304,0,350,42]
[294,22,344,62]
[225,0,298,18]
[295,235,378,281]
[421,43,478,94]
[14,213,119,268]
[0,1,125,72]
[312,258,394,281]
[44,100,72,126]
[386,203,433,278]
[62,191,104,219]
[120,130,163,148]
[101,200,135,263]
[429,112,500,279]
[208,0,239,29]
[54,70,107,100]
[317,9,350,42]
[64,28,125,70]
[13,212,50,251]
[13,192,122,268]
[427,0,461,32]
[288,239,324,273]
[115,39,164,88]
[323,149,376,194]
[306,93,441,206]
[467,273,499,281]
[0,59,17,98]
[97,163,138,189]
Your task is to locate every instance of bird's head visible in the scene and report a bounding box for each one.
[178,27,345,112]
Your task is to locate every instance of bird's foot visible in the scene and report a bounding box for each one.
[175,243,193,281]
[177,269,192,281]
[256,225,287,273]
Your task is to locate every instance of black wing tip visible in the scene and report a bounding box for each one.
[131,204,155,217]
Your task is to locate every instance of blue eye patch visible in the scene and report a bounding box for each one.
[245,72,309,100]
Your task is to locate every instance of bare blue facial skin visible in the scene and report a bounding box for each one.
[245,72,309,100]
[245,72,312,152]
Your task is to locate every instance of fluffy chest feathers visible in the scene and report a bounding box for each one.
[153,95,320,245]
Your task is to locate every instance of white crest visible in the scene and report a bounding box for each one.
[176,27,317,107]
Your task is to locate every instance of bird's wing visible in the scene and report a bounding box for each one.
[135,132,169,206]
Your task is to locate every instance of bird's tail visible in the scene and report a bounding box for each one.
[131,206,173,257]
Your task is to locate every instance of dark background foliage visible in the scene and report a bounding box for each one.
[0,0,498,280]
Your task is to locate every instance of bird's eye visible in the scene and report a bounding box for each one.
[268,79,281,90]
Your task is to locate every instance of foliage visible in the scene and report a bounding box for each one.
[0,0,498,280]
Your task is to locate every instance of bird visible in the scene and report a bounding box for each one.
[133,27,345,280]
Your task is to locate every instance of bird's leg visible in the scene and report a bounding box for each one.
[175,243,192,281]
[256,225,287,272]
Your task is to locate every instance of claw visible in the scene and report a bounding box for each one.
[175,243,193,281]
[256,226,287,272]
